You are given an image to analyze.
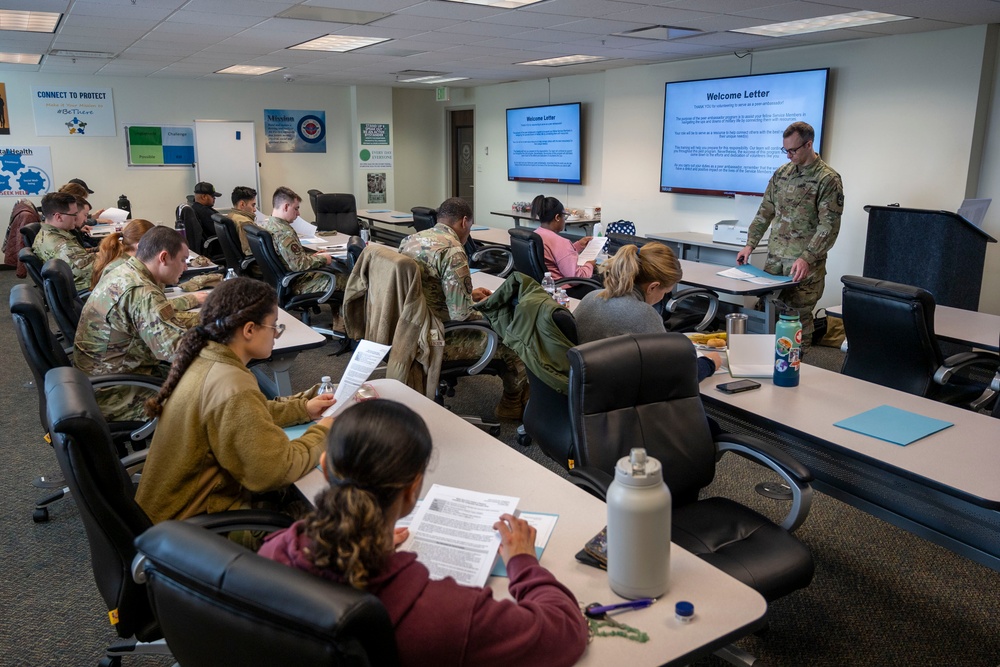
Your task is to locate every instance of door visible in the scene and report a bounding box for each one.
[450,109,474,210]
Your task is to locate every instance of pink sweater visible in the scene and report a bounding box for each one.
[259,521,589,667]
[534,226,594,279]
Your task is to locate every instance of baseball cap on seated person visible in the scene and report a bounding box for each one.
[68,178,94,194]
[194,182,222,198]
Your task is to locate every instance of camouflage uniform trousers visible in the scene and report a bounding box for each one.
[757,255,826,354]
[444,328,527,396]
[292,271,346,296]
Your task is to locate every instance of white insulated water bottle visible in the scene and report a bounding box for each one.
[606,448,672,599]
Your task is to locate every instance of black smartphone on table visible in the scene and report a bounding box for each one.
[716,379,762,394]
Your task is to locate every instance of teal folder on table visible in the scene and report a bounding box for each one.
[833,405,953,446]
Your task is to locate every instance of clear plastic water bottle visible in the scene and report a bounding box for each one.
[318,375,336,396]
[773,312,802,387]
[555,288,569,308]
[592,222,604,237]
[541,271,556,297]
[607,448,671,599]
[224,268,237,281]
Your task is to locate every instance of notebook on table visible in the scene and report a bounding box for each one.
[726,334,774,378]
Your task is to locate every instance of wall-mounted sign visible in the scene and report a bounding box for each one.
[264,109,326,153]
[32,86,116,136]
[125,125,195,166]
[0,146,54,197]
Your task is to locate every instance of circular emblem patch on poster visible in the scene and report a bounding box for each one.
[297,115,325,144]
[359,149,371,161]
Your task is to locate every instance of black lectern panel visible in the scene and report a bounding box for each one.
[863,206,997,311]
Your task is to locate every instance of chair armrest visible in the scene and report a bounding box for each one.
[442,321,499,375]
[470,246,514,277]
[568,466,613,501]
[665,287,719,332]
[554,276,602,289]
[77,288,92,301]
[278,267,340,304]
[183,508,294,533]
[934,351,999,384]
[716,434,814,532]
[240,256,257,272]
[88,374,162,440]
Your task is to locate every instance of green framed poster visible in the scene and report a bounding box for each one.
[125,124,195,167]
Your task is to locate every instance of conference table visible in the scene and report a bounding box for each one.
[472,271,581,311]
[826,304,1000,352]
[676,259,798,334]
[491,209,597,234]
[356,209,416,246]
[296,378,768,666]
[470,226,513,247]
[701,363,1000,571]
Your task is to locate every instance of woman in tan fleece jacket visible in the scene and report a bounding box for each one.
[135,278,335,528]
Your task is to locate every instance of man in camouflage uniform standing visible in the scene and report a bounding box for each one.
[736,121,844,351]
[74,226,206,421]
[255,186,340,295]
[399,197,527,419]
[33,191,95,291]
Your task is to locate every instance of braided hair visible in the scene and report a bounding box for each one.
[144,277,278,417]
[91,219,154,289]
[302,400,432,589]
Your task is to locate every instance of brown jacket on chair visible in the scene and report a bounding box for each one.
[3,199,41,277]
[343,244,444,398]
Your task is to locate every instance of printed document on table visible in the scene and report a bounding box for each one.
[717,265,793,285]
[100,207,129,225]
[322,339,391,417]
[577,236,608,265]
[402,484,519,587]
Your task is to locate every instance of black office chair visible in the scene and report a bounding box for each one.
[212,214,257,277]
[244,225,348,339]
[42,258,86,344]
[315,193,361,236]
[176,202,223,263]
[307,188,323,218]
[10,284,162,522]
[507,227,602,297]
[463,236,514,277]
[133,521,399,667]
[20,220,41,249]
[44,366,293,666]
[18,245,47,295]
[841,275,998,410]
[517,307,579,468]
[409,206,437,232]
[567,333,815,604]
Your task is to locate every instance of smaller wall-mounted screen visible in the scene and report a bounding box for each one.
[506,102,582,184]
[660,68,829,197]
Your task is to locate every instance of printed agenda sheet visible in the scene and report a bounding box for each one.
[322,339,391,417]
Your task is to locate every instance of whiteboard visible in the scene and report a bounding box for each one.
[194,120,260,206]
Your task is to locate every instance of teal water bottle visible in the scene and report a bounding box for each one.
[773,312,802,387]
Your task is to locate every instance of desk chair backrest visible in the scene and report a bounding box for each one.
[523,307,579,468]
[42,257,84,343]
[409,207,437,232]
[308,188,323,218]
[605,232,650,255]
[44,366,159,642]
[10,284,71,427]
[507,227,548,282]
[20,221,41,249]
[134,521,399,667]
[568,333,715,506]
[212,214,252,276]
[316,193,360,236]
[841,274,942,396]
[18,246,46,293]
[176,203,203,253]
[244,224,289,289]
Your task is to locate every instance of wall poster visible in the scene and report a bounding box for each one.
[32,86,116,136]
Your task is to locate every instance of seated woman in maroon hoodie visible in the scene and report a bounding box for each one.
[259,399,589,667]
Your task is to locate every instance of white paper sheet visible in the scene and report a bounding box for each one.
[401,484,519,587]
[716,266,788,285]
[100,207,129,224]
[577,235,608,265]
[322,339,392,417]
[291,216,318,237]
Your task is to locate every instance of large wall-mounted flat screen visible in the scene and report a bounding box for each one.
[659,68,829,197]
[506,102,582,184]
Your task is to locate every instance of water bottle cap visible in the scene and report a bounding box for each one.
[321,376,331,383]
[544,271,552,277]
[615,450,663,487]
[779,313,799,320]
[675,601,694,618]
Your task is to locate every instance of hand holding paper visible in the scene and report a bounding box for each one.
[577,236,608,265]
[321,340,392,418]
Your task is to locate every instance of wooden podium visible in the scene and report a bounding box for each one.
[863,205,997,311]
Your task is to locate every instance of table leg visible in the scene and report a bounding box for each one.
[269,353,295,396]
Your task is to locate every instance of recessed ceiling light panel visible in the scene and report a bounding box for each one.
[441,0,545,7]
[289,35,390,53]
[216,65,284,75]
[0,52,42,65]
[732,11,910,38]
[0,10,61,33]
[518,55,606,67]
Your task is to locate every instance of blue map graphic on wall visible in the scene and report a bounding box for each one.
[0,147,53,197]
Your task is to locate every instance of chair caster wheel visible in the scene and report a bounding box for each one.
[32,507,49,523]
[516,433,532,447]
[99,656,122,667]
[488,425,501,437]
